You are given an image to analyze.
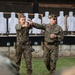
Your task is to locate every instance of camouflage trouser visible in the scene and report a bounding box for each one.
[43,43,59,75]
[15,44,32,75]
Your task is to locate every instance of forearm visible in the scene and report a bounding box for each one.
[57,31,64,41]
[32,23,45,30]
[15,23,32,30]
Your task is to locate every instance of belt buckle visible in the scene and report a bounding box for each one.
[26,41,30,45]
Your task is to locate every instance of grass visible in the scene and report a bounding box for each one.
[20,57,75,75]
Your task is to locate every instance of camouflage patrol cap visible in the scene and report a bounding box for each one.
[49,14,57,19]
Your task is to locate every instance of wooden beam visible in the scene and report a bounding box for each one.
[39,3,75,8]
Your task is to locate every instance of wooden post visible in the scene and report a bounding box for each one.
[64,15,68,35]
[64,15,68,31]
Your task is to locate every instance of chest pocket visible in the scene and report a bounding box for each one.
[46,25,59,34]
[52,28,59,35]
[46,25,51,34]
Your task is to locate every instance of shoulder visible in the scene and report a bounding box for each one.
[56,24,62,28]
[15,24,22,28]
[45,24,50,27]
[16,24,21,26]
[16,24,20,25]
[15,24,18,27]
[16,24,19,26]
[55,24,63,31]
[43,24,49,29]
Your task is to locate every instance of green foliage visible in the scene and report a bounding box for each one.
[20,58,75,75]
[57,57,75,69]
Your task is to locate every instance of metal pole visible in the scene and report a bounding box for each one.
[7,42,10,57]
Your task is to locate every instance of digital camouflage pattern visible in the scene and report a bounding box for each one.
[15,24,32,75]
[33,23,64,75]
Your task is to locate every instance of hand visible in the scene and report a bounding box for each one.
[28,19,35,26]
[22,22,30,28]
[50,34,57,38]
[28,19,33,25]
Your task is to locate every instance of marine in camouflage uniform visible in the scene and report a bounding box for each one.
[32,14,64,75]
[15,15,32,75]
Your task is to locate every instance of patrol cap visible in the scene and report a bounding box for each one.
[49,14,57,19]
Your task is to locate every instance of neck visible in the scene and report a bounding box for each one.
[50,23,54,26]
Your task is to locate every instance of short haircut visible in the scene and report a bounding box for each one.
[20,14,26,18]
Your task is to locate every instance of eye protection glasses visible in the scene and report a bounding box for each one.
[53,18,57,20]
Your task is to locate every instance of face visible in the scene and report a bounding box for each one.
[19,17,26,25]
[50,17,57,25]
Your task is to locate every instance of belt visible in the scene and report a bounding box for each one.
[22,41,30,45]
[44,41,55,45]
[47,42,55,45]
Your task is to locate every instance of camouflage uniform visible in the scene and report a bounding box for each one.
[15,24,32,75]
[33,23,64,75]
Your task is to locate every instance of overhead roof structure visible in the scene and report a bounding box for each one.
[0,0,75,4]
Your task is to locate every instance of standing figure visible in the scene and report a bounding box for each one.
[67,11,75,31]
[24,13,29,22]
[0,12,7,34]
[32,14,64,75]
[42,11,50,24]
[32,13,41,34]
[8,12,18,34]
[57,11,65,31]
[24,13,32,34]
[15,14,32,75]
